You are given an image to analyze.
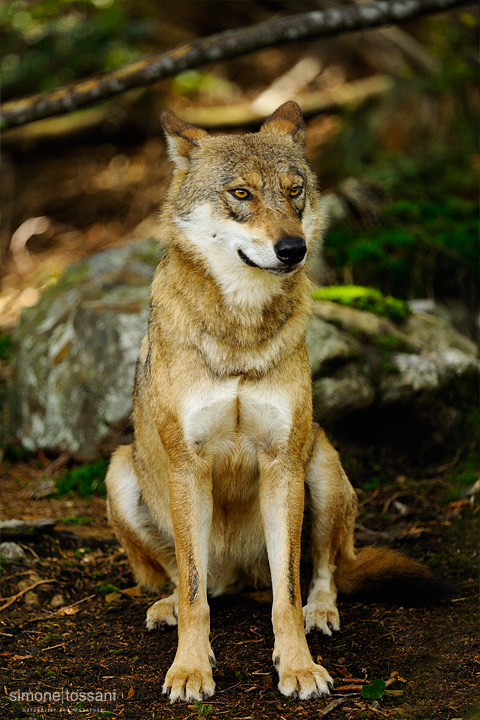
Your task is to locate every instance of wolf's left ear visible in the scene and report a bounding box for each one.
[161,112,208,170]
[259,101,306,146]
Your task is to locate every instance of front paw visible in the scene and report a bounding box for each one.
[275,657,333,699]
[303,601,340,636]
[163,655,216,702]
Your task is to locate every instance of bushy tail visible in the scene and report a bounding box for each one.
[335,545,453,604]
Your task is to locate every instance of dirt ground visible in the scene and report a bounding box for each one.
[1,451,478,720]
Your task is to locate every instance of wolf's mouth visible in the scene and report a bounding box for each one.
[237,249,297,275]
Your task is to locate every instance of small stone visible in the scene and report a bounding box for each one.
[0,542,30,565]
[27,573,43,584]
[24,591,39,606]
[50,593,65,608]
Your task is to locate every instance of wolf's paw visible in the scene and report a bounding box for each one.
[276,661,333,700]
[303,601,340,636]
[146,595,178,630]
[163,659,215,702]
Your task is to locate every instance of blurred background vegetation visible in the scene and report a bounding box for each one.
[0,0,478,336]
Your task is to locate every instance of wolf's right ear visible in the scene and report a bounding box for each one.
[161,112,208,170]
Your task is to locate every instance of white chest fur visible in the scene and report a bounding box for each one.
[181,379,293,460]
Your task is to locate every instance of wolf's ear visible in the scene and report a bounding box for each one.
[259,101,306,146]
[161,112,208,170]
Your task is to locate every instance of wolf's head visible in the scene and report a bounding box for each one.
[159,102,323,306]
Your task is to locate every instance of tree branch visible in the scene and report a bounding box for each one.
[0,0,470,130]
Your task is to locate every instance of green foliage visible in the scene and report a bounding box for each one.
[324,195,478,301]
[58,515,94,525]
[315,16,477,305]
[192,701,213,717]
[373,334,415,353]
[75,546,92,559]
[361,678,386,700]
[95,582,119,594]
[3,443,32,461]
[173,70,237,99]
[0,0,155,101]
[55,459,108,498]
[0,334,12,361]
[312,285,411,322]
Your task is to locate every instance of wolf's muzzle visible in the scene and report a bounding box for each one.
[274,236,307,266]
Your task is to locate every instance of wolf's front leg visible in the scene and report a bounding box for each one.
[162,460,215,703]
[259,454,333,699]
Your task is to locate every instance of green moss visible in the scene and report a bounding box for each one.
[312,285,411,322]
[55,459,108,498]
[373,334,415,353]
[95,582,120,595]
[324,194,478,302]
[58,515,94,526]
[3,443,33,461]
[0,334,12,361]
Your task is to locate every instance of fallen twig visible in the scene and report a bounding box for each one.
[41,640,72,652]
[55,594,95,616]
[0,580,58,613]
[321,697,354,715]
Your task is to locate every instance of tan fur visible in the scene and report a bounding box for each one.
[105,103,438,703]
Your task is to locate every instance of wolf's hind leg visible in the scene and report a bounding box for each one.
[146,589,179,629]
[303,427,357,635]
[106,445,179,626]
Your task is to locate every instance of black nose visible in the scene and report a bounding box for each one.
[274,236,307,266]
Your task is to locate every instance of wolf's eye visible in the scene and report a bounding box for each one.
[290,186,303,198]
[230,188,252,200]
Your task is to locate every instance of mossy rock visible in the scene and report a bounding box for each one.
[311,285,411,322]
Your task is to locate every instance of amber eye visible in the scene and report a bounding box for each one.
[230,188,252,200]
[290,186,303,198]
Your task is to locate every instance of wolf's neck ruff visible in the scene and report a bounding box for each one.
[151,244,312,379]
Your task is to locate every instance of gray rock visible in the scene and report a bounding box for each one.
[313,363,375,422]
[0,541,31,565]
[379,314,479,405]
[306,315,362,378]
[8,239,479,458]
[10,239,159,461]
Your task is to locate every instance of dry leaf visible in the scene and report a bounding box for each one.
[57,605,80,616]
[122,586,141,598]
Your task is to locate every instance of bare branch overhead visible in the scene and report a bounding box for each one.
[0,0,470,130]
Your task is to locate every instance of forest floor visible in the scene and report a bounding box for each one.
[1,448,478,720]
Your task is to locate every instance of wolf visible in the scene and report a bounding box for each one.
[106,102,447,703]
